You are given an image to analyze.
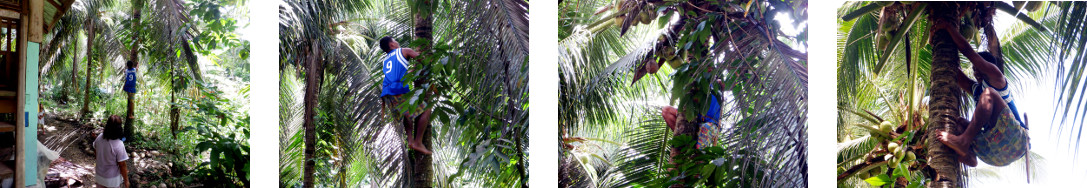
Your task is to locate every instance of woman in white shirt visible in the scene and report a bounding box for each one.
[94,115,129,188]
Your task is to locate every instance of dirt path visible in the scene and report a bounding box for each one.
[38,113,174,188]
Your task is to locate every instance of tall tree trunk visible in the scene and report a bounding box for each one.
[301,45,322,188]
[926,4,965,187]
[69,44,79,101]
[669,115,695,188]
[125,0,143,140]
[80,23,94,119]
[505,60,528,187]
[410,0,434,186]
[170,66,179,136]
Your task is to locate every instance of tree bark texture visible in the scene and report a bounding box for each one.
[80,23,94,119]
[69,43,78,99]
[302,45,322,188]
[926,27,965,188]
[125,0,143,140]
[669,115,694,188]
[170,66,180,136]
[409,1,435,186]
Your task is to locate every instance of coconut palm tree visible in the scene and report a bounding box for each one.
[278,1,367,187]
[78,0,120,119]
[279,0,528,187]
[837,1,1087,187]
[34,0,250,185]
[123,0,144,141]
[559,0,807,187]
[408,1,435,186]
[40,0,226,127]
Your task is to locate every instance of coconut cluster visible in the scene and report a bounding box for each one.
[858,121,917,180]
[654,35,685,71]
[875,2,903,51]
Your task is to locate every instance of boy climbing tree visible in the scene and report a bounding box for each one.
[933,21,1030,167]
[661,79,725,149]
[378,36,434,154]
[123,60,138,140]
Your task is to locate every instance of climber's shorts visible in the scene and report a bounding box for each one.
[381,95,423,118]
[696,122,720,149]
[974,107,1029,166]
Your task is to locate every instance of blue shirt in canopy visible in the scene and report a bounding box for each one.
[123,68,137,93]
[381,48,411,97]
[701,94,721,124]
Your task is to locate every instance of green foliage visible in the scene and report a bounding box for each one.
[37,0,250,186]
[188,0,243,55]
[860,163,924,188]
[834,2,1083,186]
[157,81,251,186]
[279,0,529,186]
[189,109,250,187]
[559,0,807,187]
[649,135,767,188]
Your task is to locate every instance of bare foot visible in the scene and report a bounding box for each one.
[938,131,970,157]
[409,142,432,155]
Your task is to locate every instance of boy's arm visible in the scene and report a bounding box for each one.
[936,22,1008,89]
[952,65,978,94]
[400,48,422,73]
[401,48,421,59]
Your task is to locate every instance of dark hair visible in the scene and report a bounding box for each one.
[126,60,135,69]
[379,36,394,53]
[977,52,1003,73]
[104,115,125,140]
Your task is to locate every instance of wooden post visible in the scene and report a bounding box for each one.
[28,0,40,42]
[28,0,41,43]
[14,5,27,187]
[17,0,43,186]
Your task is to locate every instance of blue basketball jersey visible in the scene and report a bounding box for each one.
[123,68,137,93]
[703,95,721,124]
[381,48,411,96]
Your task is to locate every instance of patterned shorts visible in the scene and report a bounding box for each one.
[381,95,422,118]
[696,122,720,149]
[974,107,1029,167]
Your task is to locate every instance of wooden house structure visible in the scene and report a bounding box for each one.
[0,0,75,186]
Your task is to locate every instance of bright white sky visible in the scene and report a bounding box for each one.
[969,5,1087,187]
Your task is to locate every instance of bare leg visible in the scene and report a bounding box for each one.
[408,109,433,154]
[950,116,978,167]
[939,88,1006,167]
[661,106,678,131]
[402,114,414,144]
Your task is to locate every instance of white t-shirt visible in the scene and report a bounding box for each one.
[93,134,129,178]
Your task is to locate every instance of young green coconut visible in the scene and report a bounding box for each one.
[876,4,902,51]
[640,9,656,24]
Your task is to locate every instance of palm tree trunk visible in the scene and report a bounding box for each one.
[669,115,695,187]
[80,23,94,119]
[410,1,434,186]
[125,0,143,140]
[926,11,965,187]
[69,44,79,101]
[170,66,179,136]
[302,45,322,188]
[505,60,528,187]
